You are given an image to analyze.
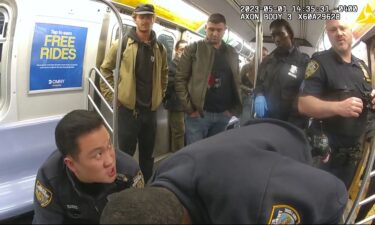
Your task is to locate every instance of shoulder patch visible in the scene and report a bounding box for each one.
[305,60,319,79]
[358,61,371,82]
[35,180,53,207]
[132,170,145,188]
[268,204,300,225]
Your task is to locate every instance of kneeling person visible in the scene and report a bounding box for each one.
[32,110,144,224]
[101,119,348,224]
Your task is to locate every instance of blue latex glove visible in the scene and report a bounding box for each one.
[254,95,268,118]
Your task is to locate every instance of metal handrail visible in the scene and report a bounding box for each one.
[87,69,114,133]
[88,95,113,133]
[87,0,123,150]
[355,214,375,225]
[88,68,114,113]
[359,194,375,206]
[91,67,114,94]
[344,137,375,224]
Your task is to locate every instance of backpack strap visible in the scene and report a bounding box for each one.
[121,35,164,57]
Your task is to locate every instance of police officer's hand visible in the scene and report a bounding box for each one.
[255,95,268,118]
[337,97,363,117]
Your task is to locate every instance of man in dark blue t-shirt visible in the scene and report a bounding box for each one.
[101,119,348,224]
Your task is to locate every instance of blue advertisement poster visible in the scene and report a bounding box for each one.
[29,23,88,92]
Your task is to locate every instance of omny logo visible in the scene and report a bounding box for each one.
[48,79,65,87]
[356,3,375,23]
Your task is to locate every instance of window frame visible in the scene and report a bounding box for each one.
[0,6,9,112]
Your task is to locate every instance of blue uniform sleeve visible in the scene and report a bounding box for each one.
[299,59,326,97]
[32,168,64,224]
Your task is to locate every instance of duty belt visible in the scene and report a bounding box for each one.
[332,145,362,162]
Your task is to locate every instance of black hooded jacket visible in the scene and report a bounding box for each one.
[150,119,348,224]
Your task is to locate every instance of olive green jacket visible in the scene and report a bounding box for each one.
[175,39,242,116]
[100,37,168,111]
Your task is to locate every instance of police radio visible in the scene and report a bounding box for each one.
[361,91,374,110]
[306,120,331,159]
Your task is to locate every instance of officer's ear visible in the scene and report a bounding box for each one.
[64,155,78,174]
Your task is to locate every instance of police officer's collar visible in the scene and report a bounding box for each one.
[65,166,115,199]
[273,46,296,57]
[329,48,357,65]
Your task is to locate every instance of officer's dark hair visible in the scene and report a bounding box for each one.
[175,39,188,50]
[207,13,226,25]
[55,110,105,159]
[100,187,185,224]
[269,19,294,40]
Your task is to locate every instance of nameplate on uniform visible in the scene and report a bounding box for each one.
[132,170,145,188]
[288,65,298,78]
[268,204,300,225]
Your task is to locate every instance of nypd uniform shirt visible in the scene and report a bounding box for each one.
[300,48,372,147]
[150,119,348,224]
[32,150,144,224]
[255,47,309,122]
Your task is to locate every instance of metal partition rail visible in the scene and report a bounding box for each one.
[345,137,375,224]
[87,0,123,150]
[88,67,114,133]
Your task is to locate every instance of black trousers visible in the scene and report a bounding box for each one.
[118,106,156,182]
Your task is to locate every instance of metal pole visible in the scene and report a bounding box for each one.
[92,0,123,150]
[250,0,263,117]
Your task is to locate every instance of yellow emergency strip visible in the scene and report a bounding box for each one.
[353,0,375,40]
[112,0,206,32]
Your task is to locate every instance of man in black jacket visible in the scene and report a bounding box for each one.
[32,110,143,224]
[164,40,188,152]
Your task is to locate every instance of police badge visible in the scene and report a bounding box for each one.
[305,60,319,79]
[35,180,53,207]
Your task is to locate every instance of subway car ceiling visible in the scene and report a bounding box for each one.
[182,0,335,48]
[114,0,374,57]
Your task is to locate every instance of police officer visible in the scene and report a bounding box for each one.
[100,119,348,224]
[32,110,144,224]
[254,19,309,128]
[298,19,375,188]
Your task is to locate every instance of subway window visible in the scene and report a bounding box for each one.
[157,33,175,62]
[114,24,134,41]
[0,8,9,110]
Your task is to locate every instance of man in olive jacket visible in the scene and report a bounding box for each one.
[175,13,242,145]
[100,4,168,182]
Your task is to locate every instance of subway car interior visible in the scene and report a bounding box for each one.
[0,0,374,223]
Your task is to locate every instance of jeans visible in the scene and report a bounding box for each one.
[118,106,156,182]
[185,111,231,145]
[240,94,253,126]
